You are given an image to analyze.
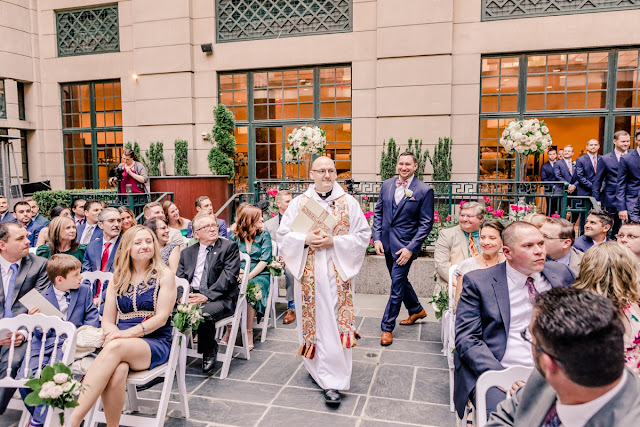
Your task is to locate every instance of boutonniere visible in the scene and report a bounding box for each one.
[404,189,413,199]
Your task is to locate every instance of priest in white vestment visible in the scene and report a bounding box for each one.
[277,156,370,405]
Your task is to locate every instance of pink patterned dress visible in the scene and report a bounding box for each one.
[622,304,640,376]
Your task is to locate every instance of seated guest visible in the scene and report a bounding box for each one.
[143,202,184,248]
[573,209,612,252]
[19,254,100,427]
[76,200,103,244]
[540,217,583,276]
[573,242,640,376]
[434,201,485,292]
[0,222,49,415]
[454,221,574,419]
[521,212,547,228]
[36,216,86,262]
[0,195,14,223]
[69,225,176,427]
[71,198,86,227]
[487,287,640,426]
[229,206,272,349]
[146,217,180,274]
[617,221,640,263]
[177,212,240,374]
[227,202,249,237]
[25,197,50,229]
[117,206,137,232]
[14,201,44,248]
[163,201,191,238]
[35,205,72,247]
[454,220,505,307]
[188,196,228,238]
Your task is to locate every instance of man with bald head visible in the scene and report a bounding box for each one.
[277,156,370,406]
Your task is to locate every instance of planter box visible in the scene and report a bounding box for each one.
[149,176,230,222]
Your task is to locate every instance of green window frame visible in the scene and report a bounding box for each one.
[0,79,6,119]
[17,82,25,121]
[56,5,119,57]
[20,130,29,182]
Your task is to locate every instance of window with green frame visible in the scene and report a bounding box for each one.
[0,79,6,119]
[17,82,25,121]
[56,5,119,57]
[219,65,352,193]
[61,80,122,189]
[479,48,640,181]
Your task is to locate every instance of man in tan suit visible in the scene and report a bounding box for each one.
[434,202,485,291]
[540,216,583,276]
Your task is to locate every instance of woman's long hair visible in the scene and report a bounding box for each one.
[123,148,140,163]
[573,241,640,309]
[117,206,137,228]
[234,206,262,242]
[162,201,185,228]
[47,216,79,255]
[112,225,167,296]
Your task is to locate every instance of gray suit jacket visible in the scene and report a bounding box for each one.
[264,215,280,248]
[487,368,640,426]
[434,225,470,288]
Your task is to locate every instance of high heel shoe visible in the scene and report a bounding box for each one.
[220,326,231,345]
[247,329,254,351]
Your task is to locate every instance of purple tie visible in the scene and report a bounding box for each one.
[543,403,561,427]
[525,277,539,305]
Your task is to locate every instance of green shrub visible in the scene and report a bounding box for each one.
[380,138,400,180]
[32,189,114,219]
[208,148,234,177]
[407,138,430,180]
[125,141,141,160]
[143,142,164,176]
[212,104,236,157]
[174,139,190,176]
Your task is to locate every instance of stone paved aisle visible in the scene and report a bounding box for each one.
[3,295,456,426]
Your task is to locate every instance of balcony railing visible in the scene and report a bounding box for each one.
[69,191,174,222]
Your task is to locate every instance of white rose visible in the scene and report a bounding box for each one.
[515,146,525,154]
[42,381,56,391]
[61,381,73,392]
[535,131,542,139]
[53,373,69,384]
[512,122,521,131]
[541,126,549,134]
[432,302,440,313]
[49,385,64,399]
[255,290,262,301]
[512,131,522,141]
[38,389,51,399]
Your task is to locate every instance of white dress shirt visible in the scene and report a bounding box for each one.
[101,236,119,260]
[190,244,209,290]
[556,370,628,427]
[0,254,21,301]
[80,224,97,244]
[500,262,552,368]
[53,287,69,317]
[394,175,414,205]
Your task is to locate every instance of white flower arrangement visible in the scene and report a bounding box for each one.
[499,119,552,155]
[267,256,285,277]
[173,303,208,335]
[285,125,327,163]
[25,363,83,426]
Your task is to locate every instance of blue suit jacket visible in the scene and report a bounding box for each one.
[372,176,434,256]
[574,153,601,196]
[540,161,556,182]
[31,214,50,229]
[453,261,574,417]
[0,212,15,223]
[572,235,611,253]
[593,151,622,207]
[75,222,103,244]
[186,218,227,239]
[82,235,121,273]
[616,149,640,215]
[553,159,576,188]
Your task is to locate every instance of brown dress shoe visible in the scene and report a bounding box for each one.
[380,331,393,346]
[283,308,296,324]
[399,309,427,325]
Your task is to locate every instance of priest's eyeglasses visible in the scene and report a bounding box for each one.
[312,169,337,175]
[520,328,565,365]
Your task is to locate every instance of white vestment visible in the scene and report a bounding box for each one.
[276,182,370,390]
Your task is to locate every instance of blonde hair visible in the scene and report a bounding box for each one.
[573,242,640,309]
[522,213,547,228]
[112,225,167,296]
[47,216,79,255]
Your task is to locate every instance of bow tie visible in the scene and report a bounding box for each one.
[396,179,408,188]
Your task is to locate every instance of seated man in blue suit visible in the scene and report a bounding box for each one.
[617,128,640,222]
[76,200,103,244]
[82,207,122,304]
[19,254,100,427]
[572,209,612,253]
[188,196,228,238]
[25,197,50,230]
[454,221,574,419]
[13,201,45,248]
[0,196,14,223]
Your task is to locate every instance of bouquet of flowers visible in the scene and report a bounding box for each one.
[24,363,82,426]
[285,126,327,163]
[428,289,449,320]
[245,281,263,305]
[173,303,208,335]
[267,256,285,276]
[499,118,552,155]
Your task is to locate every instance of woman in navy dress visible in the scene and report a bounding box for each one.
[70,225,176,427]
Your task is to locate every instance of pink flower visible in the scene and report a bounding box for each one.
[460,201,467,207]
[551,214,560,218]
[524,206,531,212]
[364,211,374,220]
[486,206,494,213]
[270,213,276,217]
[434,210,438,215]
[369,238,373,244]
[483,196,491,204]
[446,215,451,221]
[494,209,504,218]
[267,188,278,197]
[362,195,369,200]
[434,217,440,223]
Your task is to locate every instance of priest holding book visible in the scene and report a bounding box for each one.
[277,156,370,406]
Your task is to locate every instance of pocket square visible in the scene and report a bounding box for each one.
[409,197,416,201]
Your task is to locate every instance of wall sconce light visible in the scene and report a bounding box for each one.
[201,43,213,55]
[132,74,139,80]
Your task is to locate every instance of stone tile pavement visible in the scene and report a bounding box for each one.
[2,294,456,426]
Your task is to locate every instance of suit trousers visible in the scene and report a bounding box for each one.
[284,269,295,303]
[603,204,622,238]
[0,343,27,414]
[380,250,423,332]
[194,294,231,355]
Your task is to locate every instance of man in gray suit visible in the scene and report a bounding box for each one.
[0,222,49,414]
[540,217,583,276]
[488,287,640,426]
[264,190,296,324]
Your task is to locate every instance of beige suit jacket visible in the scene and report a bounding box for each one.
[568,246,584,277]
[433,225,470,289]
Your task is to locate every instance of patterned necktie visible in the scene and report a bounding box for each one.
[543,403,561,427]
[200,246,214,289]
[592,156,597,172]
[395,179,408,188]
[3,264,19,318]
[468,234,479,257]
[101,242,112,271]
[81,225,94,245]
[566,159,572,174]
[525,276,540,305]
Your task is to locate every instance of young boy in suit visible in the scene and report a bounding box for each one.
[20,254,100,427]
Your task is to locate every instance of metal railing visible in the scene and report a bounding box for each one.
[69,191,174,222]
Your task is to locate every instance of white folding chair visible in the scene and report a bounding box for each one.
[441,264,457,413]
[85,277,190,427]
[0,313,77,427]
[475,365,534,427]
[81,271,114,309]
[270,241,288,306]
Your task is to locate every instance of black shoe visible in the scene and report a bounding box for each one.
[324,389,341,405]
[202,340,219,374]
[135,376,164,392]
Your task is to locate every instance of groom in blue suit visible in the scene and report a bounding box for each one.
[373,152,434,346]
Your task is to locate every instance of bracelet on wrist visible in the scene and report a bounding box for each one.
[140,323,146,336]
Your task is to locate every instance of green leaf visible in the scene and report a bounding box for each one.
[24,391,44,406]
[40,366,55,382]
[65,401,80,408]
[25,378,42,389]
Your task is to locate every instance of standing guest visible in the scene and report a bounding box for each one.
[593,130,630,236]
[163,201,191,238]
[540,148,560,215]
[454,222,574,419]
[618,222,640,263]
[229,206,272,348]
[616,128,640,222]
[373,152,434,346]
[0,222,49,415]
[143,202,184,248]
[189,196,228,238]
[553,144,577,195]
[540,217,583,276]
[454,220,505,307]
[108,148,149,194]
[277,156,370,405]
[574,139,601,232]
[146,217,180,274]
[228,202,249,237]
[14,201,43,248]
[0,196,14,223]
[76,200,103,244]
[487,287,640,426]
[71,198,86,227]
[264,191,296,324]
[177,212,240,374]
[69,226,176,427]
[573,209,612,252]
[434,202,485,293]
[118,206,137,232]
[35,205,72,247]
[573,242,640,376]
[36,216,86,262]
[25,197,50,229]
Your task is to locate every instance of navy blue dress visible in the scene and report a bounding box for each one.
[116,278,172,369]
